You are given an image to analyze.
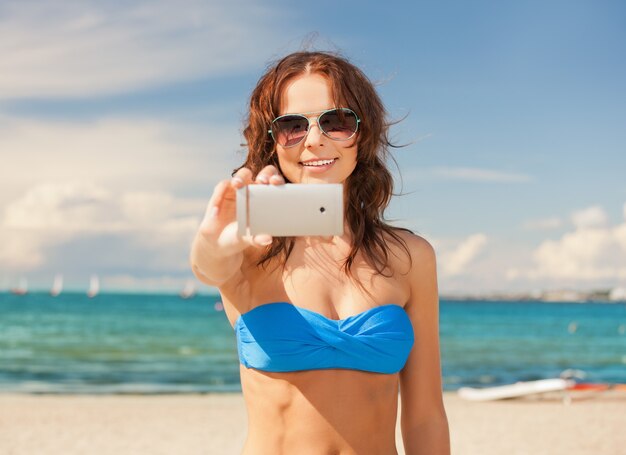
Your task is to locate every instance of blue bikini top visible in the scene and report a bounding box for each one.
[234,302,414,374]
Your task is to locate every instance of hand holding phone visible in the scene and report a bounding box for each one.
[199,166,286,254]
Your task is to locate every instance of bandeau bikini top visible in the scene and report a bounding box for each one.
[234,302,414,374]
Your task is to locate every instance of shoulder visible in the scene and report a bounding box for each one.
[383,229,438,313]
[384,228,437,275]
[394,229,436,257]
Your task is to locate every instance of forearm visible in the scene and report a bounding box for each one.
[189,231,244,286]
[402,415,451,455]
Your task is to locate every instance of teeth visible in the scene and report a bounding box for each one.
[301,159,335,167]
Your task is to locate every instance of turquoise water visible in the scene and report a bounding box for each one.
[440,300,626,387]
[1,292,624,393]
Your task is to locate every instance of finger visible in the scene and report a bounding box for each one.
[252,234,273,246]
[207,179,231,218]
[256,165,281,184]
[240,232,272,248]
[269,174,285,185]
[232,167,254,188]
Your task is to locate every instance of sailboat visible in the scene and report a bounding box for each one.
[50,274,63,297]
[179,279,197,299]
[87,275,99,298]
[10,277,28,295]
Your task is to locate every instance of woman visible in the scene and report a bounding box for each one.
[190,51,450,455]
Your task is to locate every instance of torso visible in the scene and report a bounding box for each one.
[219,231,413,455]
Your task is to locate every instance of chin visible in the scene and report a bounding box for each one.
[301,175,346,185]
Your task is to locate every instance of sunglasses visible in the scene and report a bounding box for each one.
[268,108,360,148]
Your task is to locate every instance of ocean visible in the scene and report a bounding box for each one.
[1,292,624,394]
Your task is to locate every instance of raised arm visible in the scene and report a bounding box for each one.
[189,166,284,287]
[399,235,450,455]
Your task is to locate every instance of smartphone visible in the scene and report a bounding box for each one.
[236,183,344,237]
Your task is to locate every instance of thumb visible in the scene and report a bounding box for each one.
[252,234,273,247]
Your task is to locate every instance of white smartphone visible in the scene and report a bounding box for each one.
[236,184,344,237]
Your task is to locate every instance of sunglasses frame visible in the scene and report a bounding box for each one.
[268,107,361,148]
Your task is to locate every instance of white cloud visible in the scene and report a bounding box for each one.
[439,233,488,276]
[509,203,626,282]
[0,181,205,273]
[571,205,609,229]
[2,182,203,232]
[0,115,241,208]
[615,217,626,252]
[531,229,617,279]
[3,182,113,231]
[0,228,46,269]
[438,204,626,295]
[120,191,201,226]
[0,0,289,98]
[0,111,245,289]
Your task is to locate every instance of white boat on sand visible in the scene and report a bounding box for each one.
[458,378,575,401]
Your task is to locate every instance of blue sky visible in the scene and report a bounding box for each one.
[1,0,625,296]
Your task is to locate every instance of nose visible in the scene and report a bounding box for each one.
[303,121,324,148]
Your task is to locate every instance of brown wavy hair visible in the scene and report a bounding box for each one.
[235,50,413,279]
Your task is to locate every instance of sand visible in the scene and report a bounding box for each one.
[1,391,625,454]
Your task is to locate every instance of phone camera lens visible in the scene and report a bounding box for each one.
[319,207,326,213]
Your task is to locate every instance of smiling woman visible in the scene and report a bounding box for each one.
[190,50,450,455]
[270,74,359,185]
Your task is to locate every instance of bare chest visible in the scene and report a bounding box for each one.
[234,240,411,321]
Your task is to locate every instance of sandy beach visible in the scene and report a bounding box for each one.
[1,391,624,454]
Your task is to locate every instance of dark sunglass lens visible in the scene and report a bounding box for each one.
[319,109,358,140]
[273,115,308,146]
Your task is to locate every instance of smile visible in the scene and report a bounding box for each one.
[299,158,338,167]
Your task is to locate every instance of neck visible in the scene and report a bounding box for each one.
[301,223,352,246]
